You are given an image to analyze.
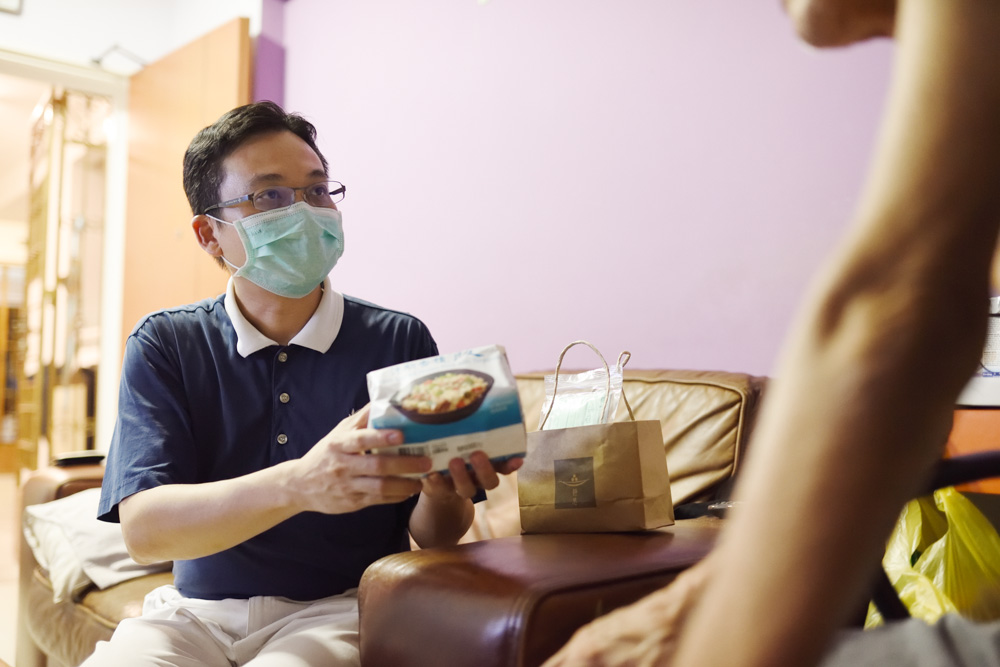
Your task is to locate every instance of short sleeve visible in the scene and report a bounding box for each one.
[98,322,199,522]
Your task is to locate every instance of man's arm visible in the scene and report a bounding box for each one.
[119,408,430,564]
[674,0,1000,665]
[408,451,523,549]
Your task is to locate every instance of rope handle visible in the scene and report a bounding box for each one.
[539,341,634,429]
[617,351,635,420]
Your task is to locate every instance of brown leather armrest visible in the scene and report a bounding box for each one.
[22,461,106,507]
[359,518,722,667]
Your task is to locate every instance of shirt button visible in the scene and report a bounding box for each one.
[278,352,288,362]
[277,433,288,445]
[279,392,290,404]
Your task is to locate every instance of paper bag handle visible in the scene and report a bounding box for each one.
[539,341,635,429]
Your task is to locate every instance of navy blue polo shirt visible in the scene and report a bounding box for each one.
[98,281,438,601]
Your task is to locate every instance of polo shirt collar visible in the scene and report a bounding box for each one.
[224,276,345,357]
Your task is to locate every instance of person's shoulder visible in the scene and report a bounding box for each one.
[343,294,430,329]
[129,294,227,338]
[341,295,437,356]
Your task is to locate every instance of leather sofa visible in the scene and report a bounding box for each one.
[18,368,766,667]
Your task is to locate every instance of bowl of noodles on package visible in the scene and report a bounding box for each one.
[368,344,526,474]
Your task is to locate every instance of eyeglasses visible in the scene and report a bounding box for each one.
[205,180,346,214]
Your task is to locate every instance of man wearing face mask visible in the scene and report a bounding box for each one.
[84,101,521,667]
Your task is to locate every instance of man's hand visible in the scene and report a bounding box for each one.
[421,451,524,501]
[288,404,432,514]
[410,451,524,548]
[542,556,715,667]
[121,405,435,564]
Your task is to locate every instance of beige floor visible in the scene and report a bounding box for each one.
[1,472,20,666]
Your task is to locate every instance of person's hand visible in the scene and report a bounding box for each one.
[420,451,524,501]
[288,404,432,514]
[541,555,715,667]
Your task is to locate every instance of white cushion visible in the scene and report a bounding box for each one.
[23,488,171,603]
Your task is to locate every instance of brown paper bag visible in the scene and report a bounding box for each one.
[518,342,674,534]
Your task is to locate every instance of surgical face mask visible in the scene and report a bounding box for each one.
[210,201,345,298]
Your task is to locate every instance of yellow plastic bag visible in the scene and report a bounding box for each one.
[866,486,1000,628]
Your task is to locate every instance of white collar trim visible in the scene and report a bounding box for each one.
[225,277,344,357]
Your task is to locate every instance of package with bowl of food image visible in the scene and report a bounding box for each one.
[367,344,526,474]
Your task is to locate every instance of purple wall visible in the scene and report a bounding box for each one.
[254,0,286,106]
[280,0,893,375]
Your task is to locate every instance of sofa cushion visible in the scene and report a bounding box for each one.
[25,566,173,667]
[23,488,171,603]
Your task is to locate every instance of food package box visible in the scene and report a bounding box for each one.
[368,344,527,474]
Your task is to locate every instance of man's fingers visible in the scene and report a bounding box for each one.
[495,457,524,475]
[420,471,456,497]
[352,451,432,477]
[467,451,500,490]
[334,404,371,433]
[336,475,424,508]
[330,427,403,455]
[361,475,425,501]
[448,458,480,498]
[438,452,519,498]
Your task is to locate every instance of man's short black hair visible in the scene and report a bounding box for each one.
[182,101,329,216]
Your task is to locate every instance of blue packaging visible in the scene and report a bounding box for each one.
[367,344,527,474]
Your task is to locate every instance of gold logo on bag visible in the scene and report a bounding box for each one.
[554,458,597,508]
[560,473,591,487]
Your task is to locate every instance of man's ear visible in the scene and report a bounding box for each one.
[192,214,223,258]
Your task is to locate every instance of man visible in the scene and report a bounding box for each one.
[545,0,1000,665]
[86,101,520,666]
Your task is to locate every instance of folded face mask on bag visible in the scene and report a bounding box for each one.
[538,349,630,430]
[367,344,527,474]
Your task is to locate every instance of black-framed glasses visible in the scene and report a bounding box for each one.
[205,180,346,214]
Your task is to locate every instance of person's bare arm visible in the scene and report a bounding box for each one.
[119,407,430,564]
[543,555,716,667]
[674,0,1000,665]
